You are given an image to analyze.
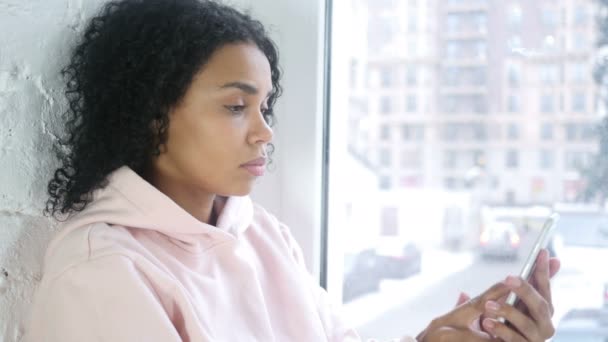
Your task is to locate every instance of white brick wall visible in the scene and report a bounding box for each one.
[0,1,106,340]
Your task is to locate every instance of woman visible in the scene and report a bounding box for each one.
[25,0,559,341]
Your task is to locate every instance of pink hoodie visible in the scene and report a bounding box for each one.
[25,166,415,341]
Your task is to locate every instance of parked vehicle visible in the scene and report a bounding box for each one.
[342,249,382,302]
[478,221,521,260]
[374,240,422,279]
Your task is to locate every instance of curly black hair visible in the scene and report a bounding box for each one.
[45,0,282,219]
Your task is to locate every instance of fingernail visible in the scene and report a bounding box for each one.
[483,318,496,331]
[506,276,521,288]
[485,300,500,312]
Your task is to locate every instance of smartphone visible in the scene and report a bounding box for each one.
[505,213,560,306]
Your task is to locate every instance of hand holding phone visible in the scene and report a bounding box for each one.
[505,213,560,306]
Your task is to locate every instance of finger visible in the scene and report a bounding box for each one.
[456,292,471,307]
[433,282,511,330]
[549,257,561,278]
[482,318,527,342]
[531,249,553,314]
[484,300,543,341]
[504,276,555,338]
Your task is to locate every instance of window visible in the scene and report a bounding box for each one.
[508,4,522,29]
[565,123,577,141]
[408,14,417,33]
[380,67,395,87]
[380,125,391,140]
[574,5,587,26]
[447,14,460,33]
[540,94,555,113]
[573,32,588,51]
[507,95,520,113]
[540,123,553,140]
[572,92,586,113]
[401,124,425,141]
[540,64,559,85]
[379,148,392,167]
[570,62,587,83]
[541,8,559,28]
[380,96,393,114]
[539,149,554,169]
[507,65,520,87]
[406,95,417,112]
[506,149,519,168]
[507,123,519,140]
[329,1,601,337]
[405,66,417,86]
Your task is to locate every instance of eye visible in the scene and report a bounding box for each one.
[225,105,246,114]
[261,107,270,115]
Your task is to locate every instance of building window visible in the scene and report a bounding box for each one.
[540,123,553,140]
[408,13,417,33]
[508,65,520,87]
[406,95,417,112]
[573,32,588,51]
[476,13,487,33]
[506,149,519,169]
[401,124,425,141]
[574,5,587,26]
[540,64,559,85]
[581,123,596,141]
[570,62,587,83]
[565,123,577,141]
[406,66,417,86]
[443,150,457,169]
[380,125,390,140]
[572,92,586,113]
[379,175,391,190]
[380,67,394,87]
[447,14,460,33]
[379,148,392,167]
[539,149,554,169]
[508,4,523,29]
[540,94,555,113]
[541,8,559,29]
[507,123,520,140]
[507,95,520,113]
[380,96,393,114]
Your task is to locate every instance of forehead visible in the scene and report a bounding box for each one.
[193,42,273,92]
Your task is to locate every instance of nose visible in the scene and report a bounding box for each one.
[248,110,273,146]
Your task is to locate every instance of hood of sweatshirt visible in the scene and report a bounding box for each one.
[45,166,254,261]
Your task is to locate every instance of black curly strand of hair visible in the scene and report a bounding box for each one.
[45,0,282,219]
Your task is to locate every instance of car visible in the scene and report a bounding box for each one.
[374,240,422,279]
[342,248,382,302]
[552,308,608,341]
[478,221,521,260]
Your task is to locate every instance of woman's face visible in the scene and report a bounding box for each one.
[150,42,274,196]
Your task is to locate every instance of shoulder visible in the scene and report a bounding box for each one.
[43,222,143,280]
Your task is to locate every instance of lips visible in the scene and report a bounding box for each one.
[241,157,266,176]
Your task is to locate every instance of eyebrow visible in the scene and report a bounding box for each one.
[219,81,272,98]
